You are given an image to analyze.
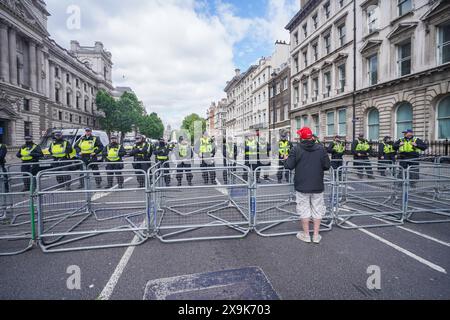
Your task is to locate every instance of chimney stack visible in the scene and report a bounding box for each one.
[235,69,241,76]
[300,0,308,8]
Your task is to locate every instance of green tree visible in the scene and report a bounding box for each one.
[95,90,145,140]
[95,90,117,136]
[181,113,206,143]
[138,112,165,139]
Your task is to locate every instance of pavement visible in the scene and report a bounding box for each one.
[0,158,449,300]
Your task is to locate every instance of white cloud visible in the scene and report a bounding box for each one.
[46,0,299,128]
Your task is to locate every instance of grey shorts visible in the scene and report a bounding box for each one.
[296,192,326,220]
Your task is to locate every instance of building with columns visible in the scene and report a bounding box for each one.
[287,0,450,143]
[0,0,114,147]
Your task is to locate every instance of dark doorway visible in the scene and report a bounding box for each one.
[0,120,9,144]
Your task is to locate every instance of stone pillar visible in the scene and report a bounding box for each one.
[8,27,17,85]
[0,23,9,82]
[49,62,55,101]
[61,69,67,106]
[29,41,37,91]
[72,75,77,108]
[36,46,44,94]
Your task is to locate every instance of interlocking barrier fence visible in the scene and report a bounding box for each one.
[0,157,448,254]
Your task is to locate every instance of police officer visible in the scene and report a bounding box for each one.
[393,129,428,185]
[277,131,293,183]
[351,133,374,179]
[129,135,152,188]
[243,135,258,183]
[102,135,126,189]
[223,136,237,184]
[49,130,73,190]
[174,136,193,186]
[257,136,271,182]
[196,132,216,185]
[154,138,173,186]
[16,136,43,192]
[327,135,346,177]
[75,128,103,188]
[0,142,8,193]
[378,136,396,176]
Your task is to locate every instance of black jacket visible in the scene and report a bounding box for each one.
[130,142,152,161]
[223,142,238,160]
[285,140,331,194]
[327,141,346,159]
[351,139,372,159]
[16,143,44,162]
[393,136,428,159]
[75,135,103,156]
[0,143,7,165]
[102,143,126,162]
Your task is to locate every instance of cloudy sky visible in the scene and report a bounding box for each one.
[45,0,299,128]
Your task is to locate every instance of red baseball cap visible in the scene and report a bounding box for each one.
[297,127,313,140]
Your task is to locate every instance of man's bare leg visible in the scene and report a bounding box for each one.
[313,219,322,237]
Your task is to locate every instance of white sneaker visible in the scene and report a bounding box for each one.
[313,235,322,244]
[296,232,311,243]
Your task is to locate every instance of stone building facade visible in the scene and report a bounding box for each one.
[286,0,450,143]
[268,62,291,140]
[0,0,114,147]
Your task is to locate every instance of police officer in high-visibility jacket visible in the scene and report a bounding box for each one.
[49,130,74,190]
[257,136,271,182]
[243,135,258,183]
[378,136,397,176]
[0,142,8,193]
[75,128,103,188]
[16,136,43,192]
[393,129,428,184]
[129,135,152,188]
[154,138,173,186]
[277,132,293,183]
[102,135,126,189]
[195,132,216,185]
[223,136,237,184]
[351,134,374,179]
[174,136,193,186]
[327,135,346,177]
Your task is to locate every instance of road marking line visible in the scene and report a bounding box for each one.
[96,177,143,300]
[341,219,447,274]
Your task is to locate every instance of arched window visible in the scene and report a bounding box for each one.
[367,108,379,141]
[438,96,450,139]
[396,103,413,139]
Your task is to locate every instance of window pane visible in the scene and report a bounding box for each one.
[438,97,450,139]
[368,125,379,141]
[368,109,379,125]
[397,103,413,121]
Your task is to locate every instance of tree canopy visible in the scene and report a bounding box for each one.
[181,113,206,143]
[138,112,164,139]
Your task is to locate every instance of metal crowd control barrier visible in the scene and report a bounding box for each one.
[405,164,450,224]
[36,169,149,253]
[437,156,450,164]
[334,164,406,229]
[152,164,251,243]
[0,172,35,256]
[252,166,334,237]
[6,160,85,173]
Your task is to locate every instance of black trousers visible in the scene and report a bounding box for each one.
[80,155,101,186]
[399,159,420,181]
[158,161,171,186]
[201,160,215,183]
[354,157,374,177]
[378,154,396,176]
[277,160,289,182]
[223,158,236,183]
[106,163,124,186]
[0,163,9,193]
[176,162,193,183]
[52,158,72,186]
[243,162,259,182]
[133,162,150,187]
[21,162,40,191]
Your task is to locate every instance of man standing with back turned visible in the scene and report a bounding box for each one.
[285,127,330,244]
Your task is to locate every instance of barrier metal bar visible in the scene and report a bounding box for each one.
[6,160,84,173]
[405,164,450,224]
[437,156,450,164]
[252,166,334,237]
[152,165,251,243]
[334,164,406,229]
[37,169,149,253]
[0,172,35,256]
